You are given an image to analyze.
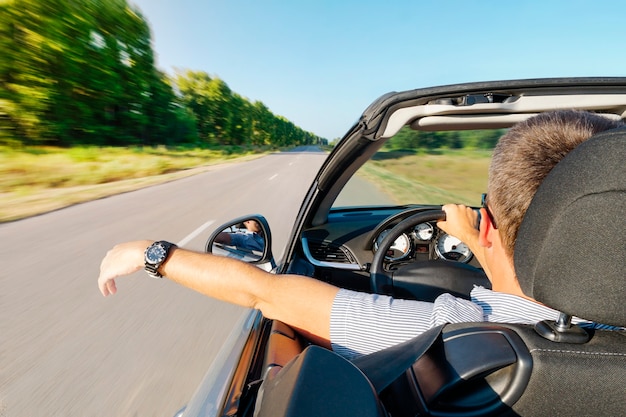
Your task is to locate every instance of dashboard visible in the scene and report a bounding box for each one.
[297,206,483,293]
[374,222,472,263]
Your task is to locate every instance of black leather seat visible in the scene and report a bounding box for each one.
[505,126,626,416]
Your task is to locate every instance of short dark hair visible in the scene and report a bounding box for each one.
[488,110,623,257]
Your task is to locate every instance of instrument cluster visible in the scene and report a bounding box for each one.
[373,222,473,263]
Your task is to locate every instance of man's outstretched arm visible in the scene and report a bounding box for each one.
[98,241,338,346]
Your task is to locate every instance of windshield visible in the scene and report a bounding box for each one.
[333,128,502,208]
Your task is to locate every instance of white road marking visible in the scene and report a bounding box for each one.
[269,174,278,180]
[178,219,216,246]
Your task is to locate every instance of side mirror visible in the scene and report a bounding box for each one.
[206,215,275,268]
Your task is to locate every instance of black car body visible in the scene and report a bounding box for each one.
[178,78,626,417]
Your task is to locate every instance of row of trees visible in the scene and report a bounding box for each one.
[0,0,325,148]
[174,70,324,147]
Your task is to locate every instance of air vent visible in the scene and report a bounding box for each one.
[308,240,353,263]
[302,238,361,270]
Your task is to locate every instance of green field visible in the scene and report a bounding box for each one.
[357,149,492,206]
[0,145,265,222]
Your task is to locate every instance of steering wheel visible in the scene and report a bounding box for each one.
[370,210,489,302]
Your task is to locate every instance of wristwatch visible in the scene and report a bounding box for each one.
[144,241,177,278]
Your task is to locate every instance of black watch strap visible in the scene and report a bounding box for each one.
[144,241,177,278]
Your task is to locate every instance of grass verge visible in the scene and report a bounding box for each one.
[0,145,267,223]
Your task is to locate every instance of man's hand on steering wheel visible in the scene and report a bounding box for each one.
[438,204,491,280]
[437,204,480,251]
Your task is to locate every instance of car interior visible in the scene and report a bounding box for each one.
[254,123,626,417]
[203,79,626,417]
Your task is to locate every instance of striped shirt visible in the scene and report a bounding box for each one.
[330,286,615,359]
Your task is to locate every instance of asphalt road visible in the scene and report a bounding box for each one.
[0,147,329,417]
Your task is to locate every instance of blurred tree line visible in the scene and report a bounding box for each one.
[384,126,503,150]
[0,0,326,148]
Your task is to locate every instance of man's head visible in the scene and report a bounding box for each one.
[244,220,262,234]
[487,110,623,259]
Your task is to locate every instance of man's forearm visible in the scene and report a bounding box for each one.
[159,247,270,309]
[160,247,338,344]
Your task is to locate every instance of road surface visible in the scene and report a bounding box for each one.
[1,147,331,417]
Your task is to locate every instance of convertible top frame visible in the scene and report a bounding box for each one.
[299,78,626,229]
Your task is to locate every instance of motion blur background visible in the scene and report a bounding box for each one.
[2,1,626,416]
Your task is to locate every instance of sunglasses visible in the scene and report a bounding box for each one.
[481,193,498,229]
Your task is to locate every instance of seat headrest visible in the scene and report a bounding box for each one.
[514,127,626,327]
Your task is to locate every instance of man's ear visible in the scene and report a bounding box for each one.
[478,207,495,248]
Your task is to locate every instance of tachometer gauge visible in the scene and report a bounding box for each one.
[374,230,412,261]
[414,222,434,241]
[435,233,472,263]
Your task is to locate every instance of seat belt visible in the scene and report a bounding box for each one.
[351,324,445,393]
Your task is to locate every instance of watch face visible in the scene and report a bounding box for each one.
[146,243,166,264]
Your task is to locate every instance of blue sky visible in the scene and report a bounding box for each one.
[130,0,626,140]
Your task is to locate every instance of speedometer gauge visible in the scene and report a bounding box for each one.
[374,230,412,261]
[435,234,472,263]
[414,222,434,241]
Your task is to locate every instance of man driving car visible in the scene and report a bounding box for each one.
[98,110,622,358]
